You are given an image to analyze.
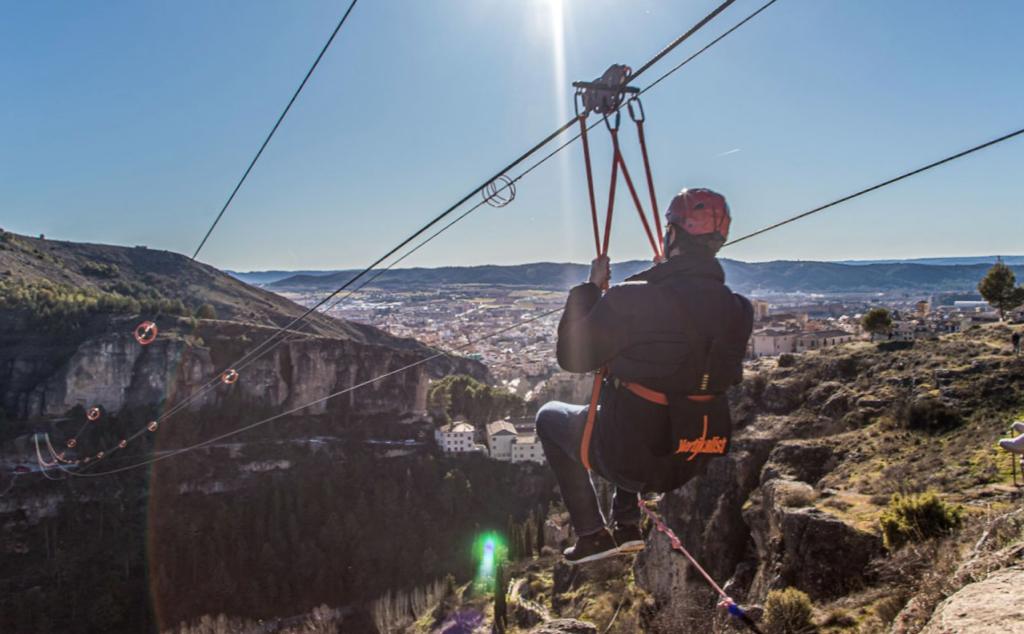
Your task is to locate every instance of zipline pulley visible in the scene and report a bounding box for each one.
[573,64,639,115]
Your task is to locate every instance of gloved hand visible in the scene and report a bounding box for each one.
[589,255,611,290]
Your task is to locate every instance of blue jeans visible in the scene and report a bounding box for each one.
[535,401,641,536]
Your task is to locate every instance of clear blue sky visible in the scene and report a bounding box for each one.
[2,0,1022,271]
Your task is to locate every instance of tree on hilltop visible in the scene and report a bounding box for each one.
[861,307,893,337]
[978,260,1024,320]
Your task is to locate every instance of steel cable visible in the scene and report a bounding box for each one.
[68,0,760,465]
[192,0,360,260]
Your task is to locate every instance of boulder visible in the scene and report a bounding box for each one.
[744,488,883,601]
[761,378,807,414]
[760,441,837,486]
[544,518,571,550]
[920,565,1024,634]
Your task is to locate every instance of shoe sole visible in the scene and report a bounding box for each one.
[563,548,624,566]
[616,540,645,553]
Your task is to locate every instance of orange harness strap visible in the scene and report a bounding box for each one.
[623,381,669,406]
[580,369,605,470]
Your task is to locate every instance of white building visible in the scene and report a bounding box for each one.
[486,420,518,461]
[511,434,545,464]
[795,329,857,352]
[751,330,799,357]
[435,421,476,454]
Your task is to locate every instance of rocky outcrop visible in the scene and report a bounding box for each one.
[759,440,839,486]
[920,565,1024,633]
[633,422,784,631]
[3,318,485,421]
[744,487,882,601]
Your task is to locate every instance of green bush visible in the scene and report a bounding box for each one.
[0,278,188,329]
[763,587,815,634]
[428,375,524,425]
[879,492,964,550]
[81,261,120,278]
[195,303,218,320]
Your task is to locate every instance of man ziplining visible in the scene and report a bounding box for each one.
[536,188,753,565]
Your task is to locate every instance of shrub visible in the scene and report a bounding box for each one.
[81,262,120,279]
[902,398,961,432]
[879,492,964,550]
[195,303,218,320]
[777,353,797,368]
[763,587,814,634]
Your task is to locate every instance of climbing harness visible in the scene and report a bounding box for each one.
[572,64,666,470]
[640,500,764,634]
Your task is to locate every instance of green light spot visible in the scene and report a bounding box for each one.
[472,531,508,594]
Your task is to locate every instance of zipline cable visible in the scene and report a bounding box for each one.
[55,120,1024,474]
[73,0,755,454]
[191,0,360,260]
[56,307,565,476]
[259,0,787,351]
[724,126,1024,247]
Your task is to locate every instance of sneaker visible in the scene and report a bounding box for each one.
[563,529,619,565]
[1012,421,1024,434]
[612,523,645,553]
[998,433,1024,454]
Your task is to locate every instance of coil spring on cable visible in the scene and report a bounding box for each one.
[482,175,516,208]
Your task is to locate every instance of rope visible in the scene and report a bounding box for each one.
[639,500,764,634]
[192,0,360,260]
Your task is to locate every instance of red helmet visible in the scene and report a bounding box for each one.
[665,188,731,242]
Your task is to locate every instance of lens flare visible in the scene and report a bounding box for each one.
[472,532,507,594]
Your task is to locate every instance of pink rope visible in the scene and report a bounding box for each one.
[638,499,732,604]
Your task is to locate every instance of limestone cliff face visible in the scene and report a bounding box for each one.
[5,318,485,421]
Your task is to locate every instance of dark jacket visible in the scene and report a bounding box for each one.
[556,254,753,492]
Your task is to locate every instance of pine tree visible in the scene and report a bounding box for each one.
[978,260,1024,320]
[861,307,893,336]
[493,563,507,633]
[535,506,546,555]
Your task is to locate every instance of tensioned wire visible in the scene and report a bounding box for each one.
[191,0,360,260]
[66,0,765,465]
[57,121,1024,476]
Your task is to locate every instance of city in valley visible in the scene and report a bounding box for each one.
[278,274,1015,402]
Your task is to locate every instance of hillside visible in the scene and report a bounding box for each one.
[0,231,485,421]
[0,231,378,340]
[258,258,1024,295]
[415,324,1024,634]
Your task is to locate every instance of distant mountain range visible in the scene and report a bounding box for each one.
[836,256,1024,266]
[229,257,1024,296]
